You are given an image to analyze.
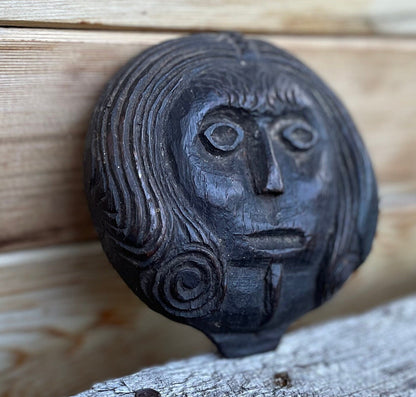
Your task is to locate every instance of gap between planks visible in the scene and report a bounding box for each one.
[1,0,416,35]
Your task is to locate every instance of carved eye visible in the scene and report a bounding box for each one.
[203,122,244,153]
[274,119,318,151]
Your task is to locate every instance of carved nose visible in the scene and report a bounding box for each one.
[258,133,285,195]
[247,127,285,195]
[262,161,284,194]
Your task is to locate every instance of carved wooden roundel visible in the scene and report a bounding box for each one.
[84,32,378,357]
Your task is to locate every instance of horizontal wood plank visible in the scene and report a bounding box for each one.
[0,243,213,397]
[1,29,416,252]
[1,202,415,396]
[1,1,416,35]
[75,295,416,397]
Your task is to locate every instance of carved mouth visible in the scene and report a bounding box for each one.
[239,229,306,252]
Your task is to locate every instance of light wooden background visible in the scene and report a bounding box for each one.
[0,2,415,397]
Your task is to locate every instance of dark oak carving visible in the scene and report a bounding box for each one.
[84,33,378,358]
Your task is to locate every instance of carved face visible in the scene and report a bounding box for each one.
[85,33,378,358]
[168,63,338,349]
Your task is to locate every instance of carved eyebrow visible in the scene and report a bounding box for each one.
[239,69,312,113]
[263,73,311,111]
[193,70,311,114]
[231,83,309,115]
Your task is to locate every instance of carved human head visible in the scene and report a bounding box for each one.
[85,33,378,357]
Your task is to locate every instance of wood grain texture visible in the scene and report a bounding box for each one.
[74,294,416,397]
[0,30,172,252]
[0,28,415,252]
[0,243,213,397]
[0,202,415,397]
[1,0,416,35]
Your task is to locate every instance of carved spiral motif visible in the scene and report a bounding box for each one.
[153,247,223,318]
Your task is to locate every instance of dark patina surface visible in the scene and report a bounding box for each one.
[84,33,378,357]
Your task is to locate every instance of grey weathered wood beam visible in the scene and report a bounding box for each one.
[74,294,416,397]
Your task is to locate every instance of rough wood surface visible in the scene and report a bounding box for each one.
[0,243,213,397]
[1,0,416,35]
[74,294,416,397]
[1,201,415,397]
[0,28,415,252]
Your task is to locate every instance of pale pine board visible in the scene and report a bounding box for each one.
[0,243,212,397]
[0,205,415,397]
[0,29,416,252]
[75,294,416,397]
[0,0,416,35]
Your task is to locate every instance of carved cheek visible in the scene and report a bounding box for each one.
[190,166,246,209]
[316,150,334,184]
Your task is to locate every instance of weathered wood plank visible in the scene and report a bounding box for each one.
[0,243,213,397]
[0,30,173,252]
[1,0,416,35]
[0,202,415,397]
[1,29,416,252]
[74,294,416,397]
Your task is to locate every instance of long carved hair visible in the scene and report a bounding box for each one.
[84,33,378,322]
